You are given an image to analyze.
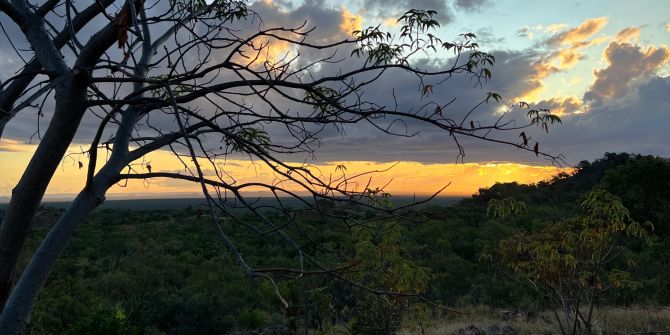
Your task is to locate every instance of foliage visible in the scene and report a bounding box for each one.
[499,189,651,334]
[345,223,430,334]
[14,153,670,334]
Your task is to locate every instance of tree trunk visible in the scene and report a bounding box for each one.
[0,188,99,334]
[0,96,136,333]
[0,75,88,310]
[0,156,124,334]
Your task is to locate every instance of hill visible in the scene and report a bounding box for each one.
[8,153,669,334]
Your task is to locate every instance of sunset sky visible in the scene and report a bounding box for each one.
[1,0,669,200]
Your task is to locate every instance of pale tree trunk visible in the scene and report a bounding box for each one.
[0,134,131,334]
[0,40,143,329]
[0,188,101,335]
[0,76,88,309]
[0,0,124,309]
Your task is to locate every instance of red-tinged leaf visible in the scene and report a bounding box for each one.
[533,142,539,157]
[421,84,433,96]
[114,7,131,49]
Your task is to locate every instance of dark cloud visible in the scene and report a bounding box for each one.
[303,50,555,163]
[539,75,670,163]
[454,0,489,11]
[358,0,452,22]
[251,0,350,43]
[309,45,670,165]
[516,27,531,39]
[473,27,505,47]
[585,42,670,103]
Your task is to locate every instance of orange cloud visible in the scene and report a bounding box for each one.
[515,18,610,104]
[340,10,363,36]
[382,17,397,28]
[513,61,560,103]
[615,27,641,43]
[556,49,583,68]
[236,36,293,67]
[550,17,608,46]
[0,139,28,153]
[536,96,584,115]
[543,23,568,33]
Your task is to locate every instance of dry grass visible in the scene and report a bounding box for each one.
[589,307,670,334]
[401,306,670,335]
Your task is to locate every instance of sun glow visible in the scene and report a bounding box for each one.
[0,141,571,200]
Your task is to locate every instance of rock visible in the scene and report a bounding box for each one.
[501,325,519,335]
[486,324,502,335]
[457,324,484,335]
[485,324,518,335]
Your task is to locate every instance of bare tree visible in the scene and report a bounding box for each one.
[0,1,563,333]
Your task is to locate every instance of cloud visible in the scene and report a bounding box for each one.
[539,75,670,163]
[517,23,569,40]
[615,27,641,43]
[547,17,608,46]
[517,26,533,39]
[298,50,565,163]
[1,2,668,171]
[543,23,568,34]
[358,0,452,23]
[382,16,398,27]
[0,139,27,152]
[454,0,489,11]
[534,96,584,116]
[473,27,505,46]
[586,42,670,102]
[510,59,559,103]
[512,17,611,103]
[340,9,364,35]
[555,48,585,68]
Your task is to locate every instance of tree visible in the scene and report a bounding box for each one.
[0,1,562,333]
[499,190,652,335]
[317,222,430,334]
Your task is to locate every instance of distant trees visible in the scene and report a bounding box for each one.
[0,0,562,332]
[8,154,669,333]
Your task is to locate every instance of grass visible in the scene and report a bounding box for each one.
[400,306,670,335]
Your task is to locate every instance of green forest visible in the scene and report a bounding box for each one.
[9,153,670,334]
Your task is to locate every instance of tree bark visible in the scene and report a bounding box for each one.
[0,0,115,138]
[0,75,88,310]
[0,100,135,334]
[0,176,110,334]
[0,0,126,309]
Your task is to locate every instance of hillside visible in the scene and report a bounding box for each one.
[10,153,670,334]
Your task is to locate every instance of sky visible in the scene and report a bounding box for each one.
[0,0,669,199]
